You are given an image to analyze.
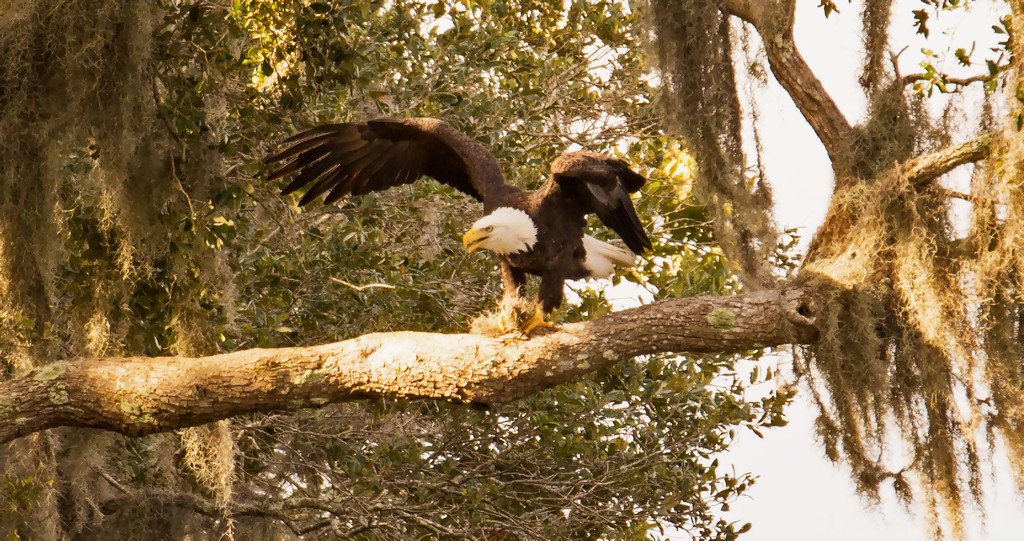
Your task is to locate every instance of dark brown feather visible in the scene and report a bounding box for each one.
[298,166,346,206]
[551,151,652,253]
[322,171,357,205]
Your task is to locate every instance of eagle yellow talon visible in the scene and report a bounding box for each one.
[520,307,553,335]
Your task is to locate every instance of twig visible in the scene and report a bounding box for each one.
[93,467,129,495]
[329,277,395,291]
[927,185,976,203]
[901,72,991,90]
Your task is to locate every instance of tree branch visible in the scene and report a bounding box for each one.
[901,72,991,91]
[725,0,854,166]
[0,287,818,444]
[905,135,992,187]
[99,490,334,536]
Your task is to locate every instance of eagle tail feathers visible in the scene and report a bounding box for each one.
[582,235,638,278]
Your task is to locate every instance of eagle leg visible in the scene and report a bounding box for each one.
[520,306,553,335]
[523,271,563,334]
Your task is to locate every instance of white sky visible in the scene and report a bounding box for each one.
[721,2,1024,541]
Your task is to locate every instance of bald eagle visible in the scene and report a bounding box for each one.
[266,117,651,332]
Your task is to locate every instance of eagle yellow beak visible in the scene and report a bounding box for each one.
[462,228,488,252]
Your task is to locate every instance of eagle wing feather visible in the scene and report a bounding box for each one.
[267,118,509,204]
[551,151,653,254]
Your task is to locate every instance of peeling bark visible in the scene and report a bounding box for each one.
[0,287,818,444]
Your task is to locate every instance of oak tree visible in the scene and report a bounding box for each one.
[0,0,1018,539]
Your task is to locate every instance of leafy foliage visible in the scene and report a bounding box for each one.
[646,0,778,290]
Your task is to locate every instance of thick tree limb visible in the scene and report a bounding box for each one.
[725,0,854,166]
[0,288,818,444]
[905,135,992,187]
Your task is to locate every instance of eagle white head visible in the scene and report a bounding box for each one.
[462,207,538,255]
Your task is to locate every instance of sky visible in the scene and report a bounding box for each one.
[720,2,1024,541]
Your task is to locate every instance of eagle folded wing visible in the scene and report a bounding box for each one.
[551,151,653,254]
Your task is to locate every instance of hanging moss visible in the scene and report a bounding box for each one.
[794,28,1023,539]
[1,1,161,363]
[0,2,239,536]
[860,0,894,93]
[799,162,979,533]
[645,0,778,289]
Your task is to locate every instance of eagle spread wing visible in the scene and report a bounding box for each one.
[550,151,652,254]
[266,118,505,205]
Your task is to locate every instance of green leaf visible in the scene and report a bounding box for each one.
[954,47,971,67]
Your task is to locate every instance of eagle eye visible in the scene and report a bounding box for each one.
[483,225,494,232]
